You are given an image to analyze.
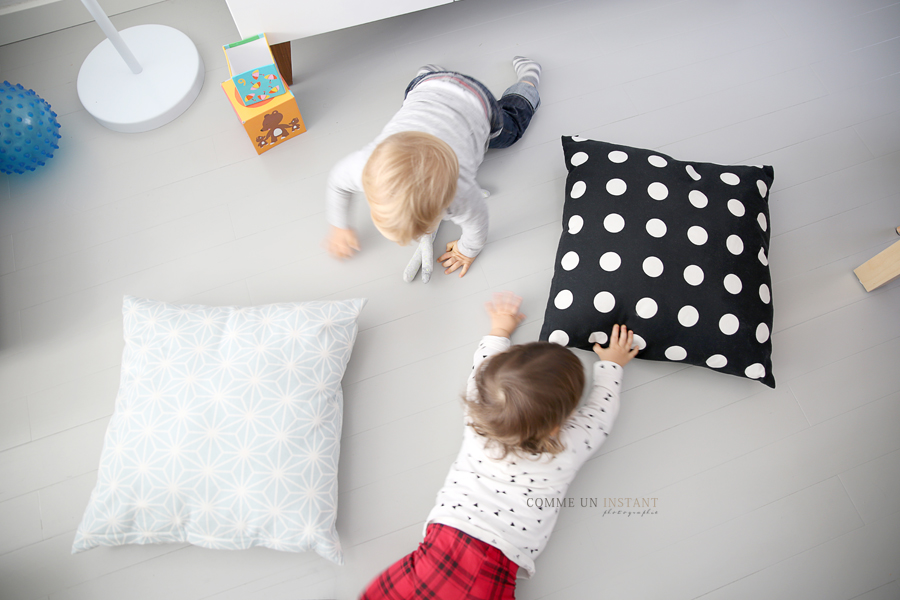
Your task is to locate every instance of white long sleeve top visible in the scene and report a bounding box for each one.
[325,76,492,258]
[425,336,623,578]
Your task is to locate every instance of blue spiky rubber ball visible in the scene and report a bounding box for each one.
[0,81,62,175]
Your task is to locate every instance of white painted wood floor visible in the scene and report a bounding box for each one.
[2,0,899,598]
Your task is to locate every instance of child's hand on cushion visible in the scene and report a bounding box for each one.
[440,240,475,277]
[327,226,360,259]
[593,324,640,367]
[485,291,526,338]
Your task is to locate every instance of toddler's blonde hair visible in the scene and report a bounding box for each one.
[362,131,459,246]
[465,342,585,458]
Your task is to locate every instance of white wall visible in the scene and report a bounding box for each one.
[0,0,166,46]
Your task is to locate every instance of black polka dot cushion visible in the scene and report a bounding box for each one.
[539,136,776,387]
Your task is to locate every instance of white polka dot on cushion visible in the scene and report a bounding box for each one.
[588,331,609,345]
[678,305,699,327]
[686,165,701,180]
[568,215,583,234]
[758,247,768,266]
[608,150,628,163]
[599,252,621,271]
[636,297,658,319]
[706,354,727,368]
[759,283,771,304]
[561,251,579,271]
[687,226,708,245]
[665,346,687,361]
[719,313,739,335]
[646,218,667,238]
[594,291,615,313]
[758,212,768,231]
[571,181,586,199]
[604,213,625,233]
[648,155,667,167]
[548,330,569,345]
[683,264,704,286]
[726,234,744,255]
[757,179,768,197]
[724,274,742,294]
[688,190,708,208]
[648,182,668,200]
[571,152,589,166]
[756,323,770,343]
[642,256,664,277]
[745,363,765,379]
[572,135,588,142]
[606,178,627,196]
[727,199,745,217]
[632,334,647,350]
[720,172,740,185]
[554,289,574,309]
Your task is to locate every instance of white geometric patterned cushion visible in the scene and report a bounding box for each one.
[72,295,366,563]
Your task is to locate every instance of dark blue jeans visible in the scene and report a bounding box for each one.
[489,83,538,149]
[404,71,539,150]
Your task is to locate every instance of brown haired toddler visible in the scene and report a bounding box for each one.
[360,292,638,599]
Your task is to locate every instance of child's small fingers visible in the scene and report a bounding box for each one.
[517,312,526,323]
[498,291,517,311]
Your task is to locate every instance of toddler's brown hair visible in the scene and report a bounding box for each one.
[361,131,459,246]
[465,342,584,458]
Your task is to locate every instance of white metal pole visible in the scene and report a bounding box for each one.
[79,0,143,74]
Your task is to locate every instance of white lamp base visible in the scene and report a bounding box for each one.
[77,24,205,133]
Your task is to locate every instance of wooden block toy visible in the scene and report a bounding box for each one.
[222,79,305,154]
[854,237,900,292]
[223,33,287,107]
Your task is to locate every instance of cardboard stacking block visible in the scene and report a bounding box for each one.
[223,33,287,107]
[222,79,305,155]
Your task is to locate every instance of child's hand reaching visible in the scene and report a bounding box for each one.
[485,292,526,338]
[593,324,640,367]
[440,240,475,277]
[327,226,360,259]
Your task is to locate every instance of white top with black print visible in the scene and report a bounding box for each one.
[425,335,623,578]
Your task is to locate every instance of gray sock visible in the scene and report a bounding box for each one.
[416,64,445,77]
[512,56,541,87]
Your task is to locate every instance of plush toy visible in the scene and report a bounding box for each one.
[0,81,62,175]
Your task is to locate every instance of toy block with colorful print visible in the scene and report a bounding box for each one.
[222,79,305,155]
[223,33,287,107]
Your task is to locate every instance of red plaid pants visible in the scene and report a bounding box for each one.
[360,524,518,599]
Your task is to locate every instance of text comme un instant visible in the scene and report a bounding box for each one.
[525,497,659,509]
